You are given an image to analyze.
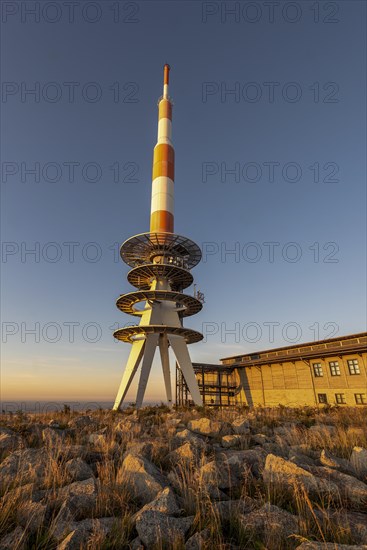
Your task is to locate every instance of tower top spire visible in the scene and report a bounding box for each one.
[150,64,174,234]
[163,64,170,99]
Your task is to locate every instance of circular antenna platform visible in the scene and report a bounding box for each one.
[116,290,203,317]
[127,263,193,291]
[113,325,203,344]
[120,232,202,269]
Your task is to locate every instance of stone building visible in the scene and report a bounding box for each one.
[176,332,367,407]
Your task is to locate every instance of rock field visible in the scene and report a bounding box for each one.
[0,406,366,549]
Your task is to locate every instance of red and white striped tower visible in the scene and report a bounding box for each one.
[150,64,174,234]
[112,66,203,410]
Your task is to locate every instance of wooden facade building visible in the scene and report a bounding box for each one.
[176,332,367,407]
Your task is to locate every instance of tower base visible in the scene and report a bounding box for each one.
[113,330,202,410]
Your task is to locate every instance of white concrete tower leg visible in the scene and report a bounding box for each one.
[113,339,145,410]
[135,333,159,408]
[159,333,172,403]
[168,335,202,406]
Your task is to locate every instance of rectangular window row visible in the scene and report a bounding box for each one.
[313,359,361,378]
[318,393,366,405]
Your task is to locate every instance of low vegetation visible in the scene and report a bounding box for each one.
[0,405,366,549]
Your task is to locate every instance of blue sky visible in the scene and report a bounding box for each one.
[1,0,366,404]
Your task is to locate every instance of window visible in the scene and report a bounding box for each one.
[318,393,328,404]
[355,394,366,405]
[329,361,341,376]
[335,393,346,404]
[347,359,360,375]
[313,363,323,377]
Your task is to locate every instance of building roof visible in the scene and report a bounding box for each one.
[220,332,367,366]
[192,362,235,372]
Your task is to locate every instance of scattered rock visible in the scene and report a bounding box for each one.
[166,418,182,427]
[0,482,38,505]
[273,423,301,445]
[175,429,207,447]
[185,528,210,550]
[342,511,367,544]
[351,447,367,479]
[206,485,230,501]
[1,410,366,550]
[310,466,367,510]
[199,460,237,490]
[240,503,300,541]
[0,431,22,452]
[58,445,85,461]
[231,417,250,435]
[83,450,106,467]
[259,424,273,436]
[221,435,242,448]
[125,441,154,459]
[118,453,168,505]
[320,449,355,475]
[199,454,254,497]
[114,418,141,438]
[217,448,267,477]
[290,444,319,460]
[314,508,367,545]
[252,433,270,445]
[0,526,26,550]
[58,476,96,499]
[134,487,180,517]
[170,442,202,463]
[0,448,49,487]
[67,416,94,429]
[187,418,222,437]
[42,427,65,447]
[88,432,108,447]
[16,501,46,533]
[263,454,337,497]
[56,518,115,550]
[135,510,194,547]
[289,450,316,468]
[65,457,94,482]
[52,502,75,542]
[56,478,97,520]
[263,441,290,458]
[129,537,145,550]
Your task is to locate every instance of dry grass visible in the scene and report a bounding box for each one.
[0,405,366,549]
